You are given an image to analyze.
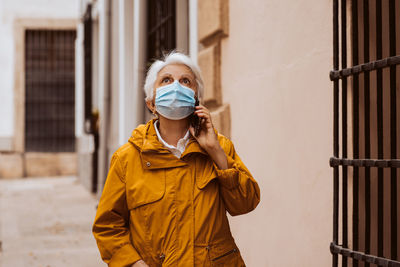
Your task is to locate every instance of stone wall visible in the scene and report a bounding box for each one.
[0,152,77,178]
[198,0,231,138]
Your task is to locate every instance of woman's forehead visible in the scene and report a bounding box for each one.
[158,64,194,77]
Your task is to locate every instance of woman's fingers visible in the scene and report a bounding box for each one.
[192,105,216,140]
[196,113,212,129]
[195,112,209,120]
[194,105,209,114]
[194,106,212,124]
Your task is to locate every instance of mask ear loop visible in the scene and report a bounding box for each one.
[152,107,159,119]
[149,96,159,119]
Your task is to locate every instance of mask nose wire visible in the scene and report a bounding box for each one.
[158,79,197,101]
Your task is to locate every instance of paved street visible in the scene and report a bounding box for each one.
[0,176,106,267]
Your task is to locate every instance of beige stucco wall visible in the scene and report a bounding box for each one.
[220,1,333,266]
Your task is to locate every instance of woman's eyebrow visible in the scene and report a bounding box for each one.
[180,73,194,79]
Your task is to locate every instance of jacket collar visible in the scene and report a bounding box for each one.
[129,119,208,169]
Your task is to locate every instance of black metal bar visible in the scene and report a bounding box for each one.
[147,14,174,36]
[25,30,30,151]
[333,0,339,266]
[83,4,93,134]
[341,0,348,266]
[376,0,384,258]
[71,31,77,152]
[352,1,360,265]
[59,31,64,152]
[330,157,400,168]
[330,243,400,267]
[330,55,400,80]
[363,1,371,265]
[389,0,397,260]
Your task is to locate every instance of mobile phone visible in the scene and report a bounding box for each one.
[190,99,201,136]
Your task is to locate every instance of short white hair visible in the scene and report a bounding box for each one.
[144,52,204,102]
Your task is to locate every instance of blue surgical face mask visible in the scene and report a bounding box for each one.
[155,81,196,120]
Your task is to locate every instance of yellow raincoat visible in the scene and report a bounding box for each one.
[93,119,260,266]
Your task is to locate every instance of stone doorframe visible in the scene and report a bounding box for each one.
[8,18,78,178]
[13,18,78,152]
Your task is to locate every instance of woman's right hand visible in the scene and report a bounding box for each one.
[131,259,149,267]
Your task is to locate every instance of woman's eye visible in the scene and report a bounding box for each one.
[181,78,191,85]
[161,77,169,83]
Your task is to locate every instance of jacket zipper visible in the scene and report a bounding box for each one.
[211,248,237,261]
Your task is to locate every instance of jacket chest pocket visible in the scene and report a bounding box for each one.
[125,169,166,210]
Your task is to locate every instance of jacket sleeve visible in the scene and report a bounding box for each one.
[214,137,261,216]
[92,153,141,267]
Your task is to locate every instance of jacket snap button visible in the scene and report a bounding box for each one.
[146,161,151,167]
[159,253,165,262]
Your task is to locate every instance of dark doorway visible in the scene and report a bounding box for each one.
[25,30,76,152]
[146,0,176,64]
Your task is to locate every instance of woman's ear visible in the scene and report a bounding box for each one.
[146,100,156,114]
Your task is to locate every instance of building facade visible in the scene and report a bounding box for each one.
[0,0,79,178]
[3,0,398,266]
[75,0,333,266]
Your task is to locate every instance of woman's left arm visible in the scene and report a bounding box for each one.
[212,137,261,215]
[190,106,261,216]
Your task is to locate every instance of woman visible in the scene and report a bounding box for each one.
[93,52,260,267]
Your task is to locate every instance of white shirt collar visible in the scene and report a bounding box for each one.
[153,120,190,158]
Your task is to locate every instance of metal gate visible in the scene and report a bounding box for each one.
[330,0,400,266]
[146,0,176,63]
[25,30,76,152]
